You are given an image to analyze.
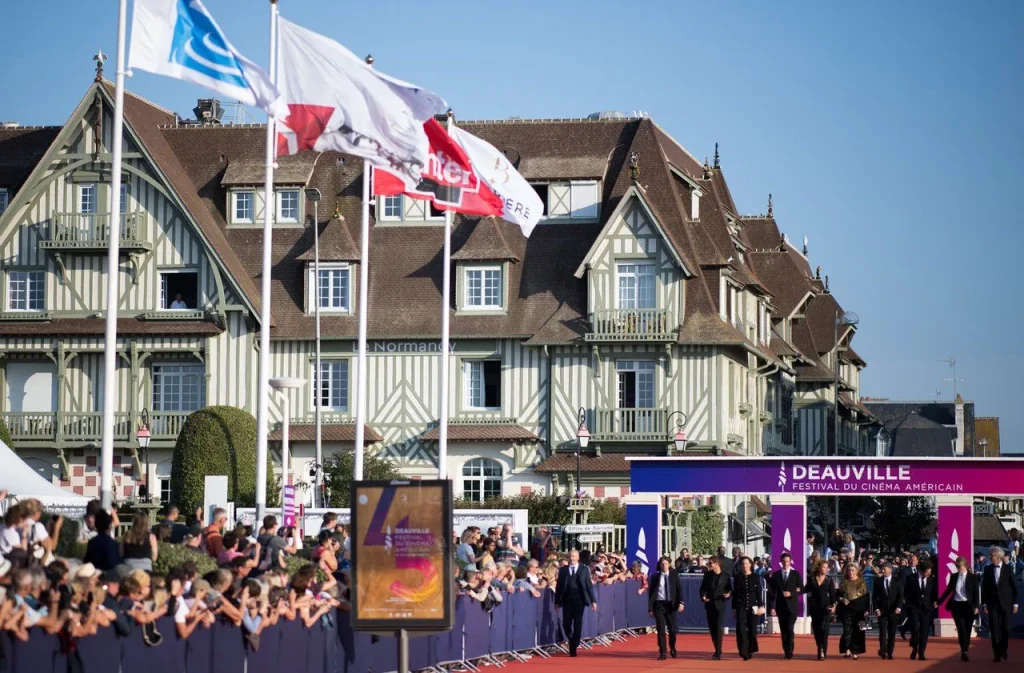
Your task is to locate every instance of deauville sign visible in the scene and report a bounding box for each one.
[628,457,1024,497]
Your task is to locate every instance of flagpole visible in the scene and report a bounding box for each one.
[352,160,370,482]
[437,110,455,481]
[99,0,128,510]
[255,0,279,522]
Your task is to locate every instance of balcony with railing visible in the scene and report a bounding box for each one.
[40,213,152,252]
[585,308,675,342]
[0,410,189,444]
[593,407,669,442]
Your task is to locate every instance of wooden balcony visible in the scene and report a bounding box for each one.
[593,407,669,442]
[0,410,189,444]
[585,309,675,342]
[40,213,152,252]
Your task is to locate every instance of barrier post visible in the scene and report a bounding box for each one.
[398,629,409,673]
[624,494,662,573]
[935,495,974,638]
[769,493,809,635]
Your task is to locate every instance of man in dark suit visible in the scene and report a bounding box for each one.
[648,556,685,660]
[938,556,980,662]
[898,553,920,639]
[699,555,732,660]
[554,549,597,657]
[981,546,1019,662]
[903,560,939,661]
[767,552,802,660]
[873,562,904,660]
[716,546,734,576]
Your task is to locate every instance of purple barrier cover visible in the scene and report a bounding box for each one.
[535,589,561,647]
[75,622,121,673]
[625,579,655,628]
[461,601,491,661]
[211,619,246,673]
[430,594,465,663]
[247,623,283,673]
[509,592,536,651]
[488,599,510,655]
[596,584,615,635]
[581,586,598,639]
[308,620,328,673]
[184,621,214,673]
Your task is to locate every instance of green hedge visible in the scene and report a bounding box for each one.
[0,416,12,448]
[453,493,625,525]
[170,406,277,512]
[154,542,218,576]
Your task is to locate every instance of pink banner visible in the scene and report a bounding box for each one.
[936,504,973,619]
[283,485,297,528]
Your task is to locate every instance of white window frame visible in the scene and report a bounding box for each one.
[159,269,200,311]
[152,363,205,413]
[379,195,403,221]
[463,265,503,310]
[232,191,254,224]
[6,270,45,312]
[0,188,9,215]
[616,360,656,409]
[462,359,502,411]
[616,262,656,310]
[461,457,502,503]
[315,359,350,412]
[120,183,128,214]
[306,263,352,314]
[277,189,300,224]
[79,184,97,214]
[544,180,600,220]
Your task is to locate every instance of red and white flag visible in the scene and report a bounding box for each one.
[275,17,447,186]
[376,121,543,237]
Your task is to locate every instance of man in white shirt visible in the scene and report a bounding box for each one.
[938,556,979,661]
[170,293,188,309]
[648,556,684,660]
[982,546,1019,662]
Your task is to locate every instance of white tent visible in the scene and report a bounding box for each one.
[0,439,91,511]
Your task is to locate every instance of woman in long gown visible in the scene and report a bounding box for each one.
[803,559,837,660]
[732,556,765,661]
[837,562,870,659]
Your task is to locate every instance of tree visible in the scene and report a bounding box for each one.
[323,452,403,507]
[170,406,277,511]
[690,504,726,555]
[0,416,11,449]
[870,496,933,552]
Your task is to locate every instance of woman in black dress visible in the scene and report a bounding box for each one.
[837,562,870,659]
[732,556,764,661]
[804,559,837,660]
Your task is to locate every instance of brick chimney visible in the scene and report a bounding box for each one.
[954,393,965,456]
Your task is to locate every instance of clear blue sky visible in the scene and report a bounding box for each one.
[4,0,1022,452]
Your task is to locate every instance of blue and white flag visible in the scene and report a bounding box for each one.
[129,0,286,117]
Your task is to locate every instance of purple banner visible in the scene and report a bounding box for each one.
[630,457,1024,496]
[770,503,807,618]
[283,485,297,528]
[936,504,973,619]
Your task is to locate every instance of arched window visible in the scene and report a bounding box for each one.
[156,460,173,505]
[461,458,502,503]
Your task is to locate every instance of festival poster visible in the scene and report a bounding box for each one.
[351,480,453,631]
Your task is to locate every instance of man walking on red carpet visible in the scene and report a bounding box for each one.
[555,549,597,657]
[649,556,685,660]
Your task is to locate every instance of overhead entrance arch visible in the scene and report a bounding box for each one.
[626,456,1024,637]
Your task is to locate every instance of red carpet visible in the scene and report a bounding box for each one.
[505,633,1017,671]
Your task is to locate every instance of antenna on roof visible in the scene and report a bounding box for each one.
[713,142,720,169]
[767,193,773,217]
[803,236,808,256]
[940,356,964,399]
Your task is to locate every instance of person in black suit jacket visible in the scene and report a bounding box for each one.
[897,553,920,639]
[699,555,732,660]
[554,549,597,657]
[981,546,1020,662]
[767,552,802,660]
[648,557,685,660]
[937,556,980,661]
[872,562,904,660]
[732,556,765,661]
[903,560,939,661]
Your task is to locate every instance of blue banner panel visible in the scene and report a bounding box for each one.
[185,621,214,673]
[75,623,121,673]
[307,620,328,673]
[625,503,660,575]
[488,599,510,655]
[597,584,615,635]
[625,579,655,628]
[211,619,246,673]
[581,585,598,639]
[536,590,561,647]
[247,623,283,673]
[462,600,491,661]
[509,592,537,651]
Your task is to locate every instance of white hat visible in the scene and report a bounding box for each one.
[73,562,101,579]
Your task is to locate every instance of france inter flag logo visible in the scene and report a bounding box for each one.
[168,0,248,90]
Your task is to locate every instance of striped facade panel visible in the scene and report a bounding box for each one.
[204,312,253,409]
[585,204,683,319]
[796,405,826,456]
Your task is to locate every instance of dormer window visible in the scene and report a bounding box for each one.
[233,191,254,223]
[462,265,504,310]
[540,180,599,221]
[376,194,443,223]
[690,190,700,220]
[307,263,351,314]
[617,262,656,309]
[277,189,300,223]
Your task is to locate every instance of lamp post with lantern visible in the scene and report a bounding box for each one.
[136,409,152,503]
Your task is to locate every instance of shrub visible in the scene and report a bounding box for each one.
[323,452,403,507]
[690,504,726,556]
[0,416,11,449]
[453,493,625,526]
[154,542,218,577]
[170,406,277,512]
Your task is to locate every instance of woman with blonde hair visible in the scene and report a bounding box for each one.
[837,562,869,659]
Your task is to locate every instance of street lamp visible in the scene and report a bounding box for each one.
[136,409,152,502]
[667,411,689,454]
[833,310,859,531]
[270,377,305,513]
[575,407,590,498]
[305,187,323,508]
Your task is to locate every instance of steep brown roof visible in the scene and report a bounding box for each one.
[451,217,520,262]
[748,251,814,317]
[533,452,655,473]
[420,423,538,442]
[0,318,221,336]
[221,155,314,186]
[269,423,381,443]
[0,127,61,196]
[295,220,361,262]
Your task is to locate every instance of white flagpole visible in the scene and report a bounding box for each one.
[352,162,369,481]
[312,197,322,508]
[99,0,129,510]
[437,110,454,481]
[255,0,279,521]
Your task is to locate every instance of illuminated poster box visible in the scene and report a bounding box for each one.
[351,480,454,632]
